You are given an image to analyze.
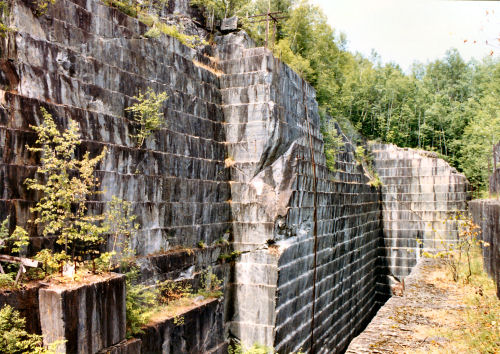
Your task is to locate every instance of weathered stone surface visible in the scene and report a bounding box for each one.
[38,273,126,353]
[218,33,388,353]
[469,199,500,298]
[1,0,231,256]
[221,17,238,32]
[136,245,230,285]
[0,283,42,334]
[138,298,226,354]
[371,143,470,278]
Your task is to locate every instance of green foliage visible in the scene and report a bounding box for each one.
[143,15,207,47]
[144,26,161,39]
[103,0,137,17]
[218,250,241,263]
[0,0,12,37]
[421,213,486,282]
[158,280,192,304]
[102,0,203,48]
[0,217,29,256]
[0,304,53,353]
[25,108,107,259]
[34,0,56,16]
[197,267,222,298]
[102,196,139,270]
[0,273,16,289]
[190,0,250,22]
[321,119,344,172]
[125,88,168,148]
[273,39,313,79]
[125,268,158,337]
[34,249,67,276]
[354,145,381,187]
[228,343,275,354]
[197,240,206,249]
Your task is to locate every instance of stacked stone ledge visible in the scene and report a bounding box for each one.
[371,143,470,278]
[1,0,230,352]
[0,0,476,352]
[39,274,126,353]
[2,0,231,255]
[217,33,388,353]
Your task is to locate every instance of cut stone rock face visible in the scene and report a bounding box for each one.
[38,274,126,354]
[0,0,475,352]
[371,143,469,278]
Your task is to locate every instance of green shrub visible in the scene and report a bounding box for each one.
[34,0,56,16]
[0,305,44,353]
[103,0,137,17]
[126,88,168,148]
[102,196,139,270]
[196,267,222,298]
[26,108,107,261]
[321,119,344,172]
[0,217,29,256]
[125,268,158,337]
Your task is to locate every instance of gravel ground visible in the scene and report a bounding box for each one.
[346,258,470,353]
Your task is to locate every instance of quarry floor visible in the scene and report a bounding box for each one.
[346,257,500,353]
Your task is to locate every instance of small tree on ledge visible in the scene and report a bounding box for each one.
[25,108,107,262]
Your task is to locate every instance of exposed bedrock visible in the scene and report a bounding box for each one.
[1,0,231,256]
[469,199,500,298]
[39,274,126,353]
[371,143,470,278]
[0,0,475,352]
[218,33,388,352]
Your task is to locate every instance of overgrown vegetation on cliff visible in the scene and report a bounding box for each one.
[199,0,499,194]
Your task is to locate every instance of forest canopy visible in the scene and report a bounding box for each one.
[192,0,500,194]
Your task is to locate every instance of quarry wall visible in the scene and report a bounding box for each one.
[0,0,473,352]
[469,199,500,298]
[371,143,469,278]
[0,0,230,351]
[217,34,387,353]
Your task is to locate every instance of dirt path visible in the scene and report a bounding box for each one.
[346,258,499,353]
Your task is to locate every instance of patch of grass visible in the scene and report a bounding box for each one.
[101,1,207,49]
[103,0,137,17]
[420,250,499,353]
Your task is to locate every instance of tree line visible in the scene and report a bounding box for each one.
[192,0,500,194]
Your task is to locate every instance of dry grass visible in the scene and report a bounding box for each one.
[412,250,500,353]
[147,296,215,325]
[193,60,223,76]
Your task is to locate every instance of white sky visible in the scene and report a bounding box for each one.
[309,0,500,70]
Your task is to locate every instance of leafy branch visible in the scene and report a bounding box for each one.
[126,89,168,148]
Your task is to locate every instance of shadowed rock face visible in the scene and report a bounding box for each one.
[371,143,470,278]
[491,142,500,194]
[39,274,126,353]
[470,199,500,298]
